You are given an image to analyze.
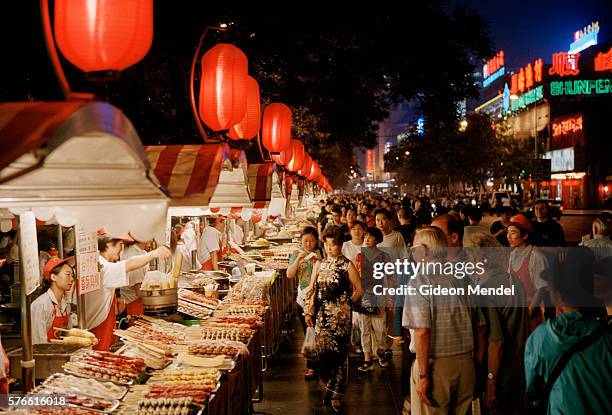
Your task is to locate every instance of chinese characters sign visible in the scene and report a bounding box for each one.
[19,212,40,296]
[510,58,543,95]
[510,85,544,111]
[595,48,612,72]
[569,21,599,54]
[483,50,505,87]
[552,115,582,138]
[75,225,100,295]
[549,52,580,77]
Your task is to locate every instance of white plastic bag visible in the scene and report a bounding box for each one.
[301,327,318,360]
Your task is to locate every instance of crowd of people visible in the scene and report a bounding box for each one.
[290,192,612,414]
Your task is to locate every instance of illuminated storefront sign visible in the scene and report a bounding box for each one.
[549,52,580,76]
[502,83,510,113]
[483,51,505,87]
[549,78,612,96]
[545,147,575,173]
[569,21,599,54]
[595,48,612,72]
[416,117,425,136]
[552,115,582,138]
[366,149,375,173]
[510,58,543,95]
[510,85,543,111]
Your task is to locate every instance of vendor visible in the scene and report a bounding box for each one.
[30,257,75,344]
[1,331,10,396]
[86,232,171,351]
[119,236,149,316]
[197,217,225,271]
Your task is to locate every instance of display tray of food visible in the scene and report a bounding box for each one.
[41,373,128,401]
[119,384,210,415]
[29,385,120,414]
[178,301,214,319]
[184,326,253,343]
[116,343,171,370]
[215,303,266,316]
[28,407,107,415]
[62,350,146,385]
[208,316,263,329]
[178,289,219,308]
[115,316,189,355]
[186,339,246,358]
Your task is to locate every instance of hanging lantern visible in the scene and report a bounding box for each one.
[199,43,248,132]
[54,0,153,73]
[261,103,291,154]
[227,76,260,140]
[308,160,319,181]
[286,140,304,172]
[298,155,312,178]
[272,143,293,167]
[210,207,220,213]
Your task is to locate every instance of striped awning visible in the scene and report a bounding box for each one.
[247,163,274,208]
[145,144,229,207]
[0,101,168,242]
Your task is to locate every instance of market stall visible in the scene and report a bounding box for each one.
[0,101,169,393]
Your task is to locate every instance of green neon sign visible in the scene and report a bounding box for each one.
[510,85,544,111]
[550,78,612,96]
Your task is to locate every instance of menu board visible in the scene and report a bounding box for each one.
[18,212,40,295]
[75,225,101,294]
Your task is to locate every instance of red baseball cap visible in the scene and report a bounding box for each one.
[43,257,75,281]
[508,214,533,233]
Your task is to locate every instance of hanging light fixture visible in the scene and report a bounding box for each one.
[285,139,305,172]
[261,103,292,154]
[54,0,153,74]
[199,43,248,132]
[227,76,260,140]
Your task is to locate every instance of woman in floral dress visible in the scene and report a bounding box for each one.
[305,226,362,412]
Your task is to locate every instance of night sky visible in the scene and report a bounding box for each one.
[455,0,612,70]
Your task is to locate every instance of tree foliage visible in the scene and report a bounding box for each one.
[8,3,492,189]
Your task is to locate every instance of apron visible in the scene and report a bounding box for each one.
[511,251,543,331]
[90,297,117,351]
[47,303,70,342]
[126,298,144,316]
[201,239,224,270]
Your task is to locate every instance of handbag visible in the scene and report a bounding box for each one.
[528,319,608,414]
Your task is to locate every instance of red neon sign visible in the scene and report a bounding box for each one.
[595,48,612,72]
[510,58,543,95]
[483,50,504,78]
[549,52,580,76]
[552,115,583,138]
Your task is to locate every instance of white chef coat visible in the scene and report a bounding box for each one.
[197,226,222,264]
[30,289,72,344]
[84,256,128,329]
[119,244,148,304]
[181,224,198,253]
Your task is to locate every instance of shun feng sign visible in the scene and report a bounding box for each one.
[550,78,612,96]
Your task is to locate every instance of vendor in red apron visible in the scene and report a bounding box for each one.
[197,217,226,271]
[86,231,171,351]
[119,235,149,316]
[507,214,550,330]
[30,257,75,344]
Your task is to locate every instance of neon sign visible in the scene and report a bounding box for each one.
[595,48,612,72]
[549,52,580,77]
[510,85,543,111]
[569,21,599,54]
[550,78,612,96]
[483,51,505,87]
[510,58,543,95]
[545,148,575,173]
[552,115,582,138]
[416,117,425,136]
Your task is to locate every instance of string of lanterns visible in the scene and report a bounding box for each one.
[51,0,332,193]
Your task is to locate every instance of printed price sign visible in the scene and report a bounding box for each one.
[18,212,40,295]
[75,225,100,294]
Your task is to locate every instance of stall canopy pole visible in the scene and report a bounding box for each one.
[56,225,64,259]
[17,216,35,392]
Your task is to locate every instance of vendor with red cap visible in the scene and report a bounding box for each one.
[507,213,550,329]
[30,256,75,344]
[85,230,171,351]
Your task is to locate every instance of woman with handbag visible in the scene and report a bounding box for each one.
[304,226,362,413]
[286,226,323,380]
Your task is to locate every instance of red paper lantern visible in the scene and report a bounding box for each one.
[261,103,292,154]
[251,214,262,224]
[298,155,312,177]
[286,140,305,172]
[227,76,260,140]
[210,208,220,213]
[308,161,320,181]
[230,207,242,214]
[54,0,153,73]
[199,43,248,132]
